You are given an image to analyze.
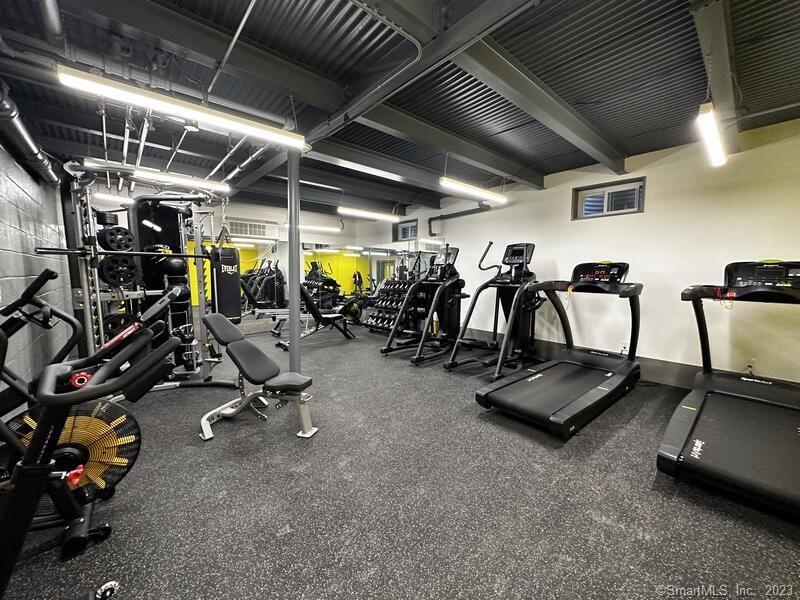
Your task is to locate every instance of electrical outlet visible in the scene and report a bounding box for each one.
[746,358,756,375]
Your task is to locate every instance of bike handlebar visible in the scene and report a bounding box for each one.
[0,269,59,316]
[36,336,180,408]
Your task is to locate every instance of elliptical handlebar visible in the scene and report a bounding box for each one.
[477,241,502,278]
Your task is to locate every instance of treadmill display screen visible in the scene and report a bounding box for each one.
[502,243,535,266]
[571,262,629,284]
[726,261,800,288]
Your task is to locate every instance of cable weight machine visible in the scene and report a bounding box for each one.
[36,173,237,391]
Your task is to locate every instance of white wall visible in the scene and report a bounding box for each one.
[355,119,800,383]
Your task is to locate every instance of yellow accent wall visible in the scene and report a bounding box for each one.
[304,252,370,294]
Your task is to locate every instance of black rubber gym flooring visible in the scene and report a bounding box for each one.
[7,328,800,599]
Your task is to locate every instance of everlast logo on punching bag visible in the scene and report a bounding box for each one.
[221,264,238,274]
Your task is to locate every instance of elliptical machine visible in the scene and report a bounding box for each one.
[380,245,466,364]
[444,242,543,381]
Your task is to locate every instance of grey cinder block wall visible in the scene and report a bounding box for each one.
[0,144,70,386]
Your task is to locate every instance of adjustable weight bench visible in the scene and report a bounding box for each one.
[199,313,318,440]
[275,284,355,351]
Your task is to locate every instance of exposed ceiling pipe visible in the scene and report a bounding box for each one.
[164,129,187,172]
[427,204,490,237]
[0,79,59,183]
[129,110,151,192]
[206,136,248,180]
[207,0,258,95]
[0,28,291,128]
[118,106,131,191]
[97,101,111,188]
[37,0,66,50]
[222,145,269,183]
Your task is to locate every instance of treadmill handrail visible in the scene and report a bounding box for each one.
[682,284,800,304]
[524,279,643,298]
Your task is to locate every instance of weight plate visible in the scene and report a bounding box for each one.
[98,256,137,287]
[97,227,134,252]
[103,312,135,337]
[95,211,119,227]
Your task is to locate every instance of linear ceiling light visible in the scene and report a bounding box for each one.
[345,245,364,251]
[418,238,444,246]
[696,102,727,167]
[343,253,362,257]
[337,206,400,223]
[57,65,305,150]
[230,237,275,244]
[233,243,255,248]
[94,192,133,204]
[439,176,507,204]
[141,219,162,232]
[363,250,389,256]
[284,224,342,234]
[134,168,230,193]
[315,248,340,254]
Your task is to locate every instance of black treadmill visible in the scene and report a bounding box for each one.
[476,262,643,439]
[658,261,800,517]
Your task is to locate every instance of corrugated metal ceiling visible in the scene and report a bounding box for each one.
[730,0,800,128]
[156,0,408,83]
[493,0,708,156]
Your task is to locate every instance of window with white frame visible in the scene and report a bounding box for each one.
[393,219,418,241]
[572,178,645,220]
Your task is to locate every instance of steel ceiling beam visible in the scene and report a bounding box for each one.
[690,0,740,154]
[246,179,406,214]
[307,140,449,201]
[452,39,627,174]
[59,0,346,112]
[307,0,540,142]
[358,104,543,188]
[270,164,442,207]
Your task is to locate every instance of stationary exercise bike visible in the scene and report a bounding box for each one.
[0,275,181,598]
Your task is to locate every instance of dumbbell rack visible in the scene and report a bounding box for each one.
[364,279,414,333]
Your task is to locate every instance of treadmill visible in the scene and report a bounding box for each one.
[658,261,800,517]
[476,262,642,439]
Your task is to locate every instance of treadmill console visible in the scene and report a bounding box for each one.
[502,243,535,266]
[724,261,800,289]
[570,262,629,285]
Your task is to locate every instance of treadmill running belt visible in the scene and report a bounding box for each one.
[680,392,800,508]
[489,362,613,423]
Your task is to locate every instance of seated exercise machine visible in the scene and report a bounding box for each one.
[657,261,800,517]
[380,245,467,364]
[199,313,317,440]
[0,285,179,598]
[274,284,355,350]
[476,262,642,438]
[444,242,543,381]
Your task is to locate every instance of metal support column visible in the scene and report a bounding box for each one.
[191,201,211,380]
[287,149,317,437]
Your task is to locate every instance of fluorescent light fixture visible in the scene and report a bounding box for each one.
[418,238,444,246]
[141,219,162,232]
[343,253,361,257]
[345,245,364,251]
[57,65,305,150]
[270,175,342,192]
[363,250,389,256]
[439,176,507,204]
[303,251,313,256]
[337,206,400,223]
[696,102,727,167]
[233,243,255,248]
[283,224,342,234]
[134,168,230,193]
[94,192,133,205]
[315,248,340,254]
[230,237,275,244]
